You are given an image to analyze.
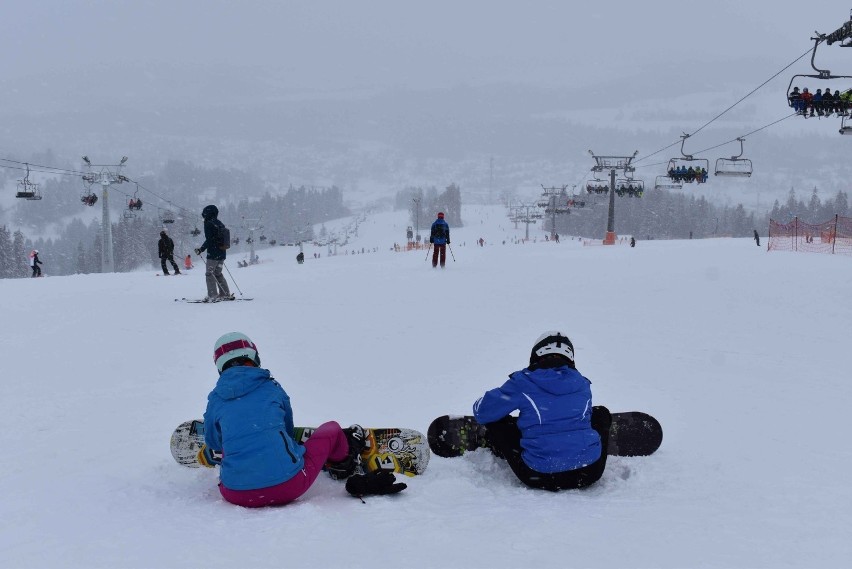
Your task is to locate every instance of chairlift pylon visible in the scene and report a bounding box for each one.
[714,137,753,177]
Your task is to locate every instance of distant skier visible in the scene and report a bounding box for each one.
[29,250,43,277]
[630,237,636,248]
[471,331,611,491]
[196,331,405,507]
[184,255,193,271]
[429,212,450,268]
[753,230,760,247]
[194,205,232,302]
[158,231,181,275]
[296,251,305,264]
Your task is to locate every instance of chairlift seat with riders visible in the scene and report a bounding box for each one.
[585,178,610,195]
[161,209,175,224]
[668,134,709,184]
[786,27,852,133]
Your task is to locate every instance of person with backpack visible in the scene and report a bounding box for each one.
[429,212,450,268]
[197,332,406,507]
[194,205,233,302]
[158,230,181,275]
[471,331,611,491]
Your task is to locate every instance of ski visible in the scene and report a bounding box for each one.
[175,297,254,303]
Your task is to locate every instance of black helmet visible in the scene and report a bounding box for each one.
[201,205,219,220]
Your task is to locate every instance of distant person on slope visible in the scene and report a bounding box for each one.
[158,230,181,275]
[753,230,760,247]
[194,205,232,302]
[429,212,450,268]
[29,249,43,277]
[184,255,193,270]
[472,331,611,491]
[197,332,405,507]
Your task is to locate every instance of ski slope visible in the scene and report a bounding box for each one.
[1,205,850,568]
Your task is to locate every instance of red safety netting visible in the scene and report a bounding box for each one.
[768,215,852,256]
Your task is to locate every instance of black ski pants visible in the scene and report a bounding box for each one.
[160,254,179,274]
[483,406,611,491]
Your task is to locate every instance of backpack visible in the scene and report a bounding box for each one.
[218,223,231,250]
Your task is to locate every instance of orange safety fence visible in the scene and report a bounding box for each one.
[768,215,852,256]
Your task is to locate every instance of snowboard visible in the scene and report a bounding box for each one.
[174,297,253,303]
[427,411,663,458]
[170,420,430,476]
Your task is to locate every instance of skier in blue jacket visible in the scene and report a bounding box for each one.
[473,331,611,491]
[429,212,450,268]
[198,332,404,507]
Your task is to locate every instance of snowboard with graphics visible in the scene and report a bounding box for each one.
[170,420,430,476]
[427,411,663,458]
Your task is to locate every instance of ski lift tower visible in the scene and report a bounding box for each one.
[538,184,571,238]
[81,156,129,272]
[512,202,543,241]
[242,217,262,265]
[588,150,638,245]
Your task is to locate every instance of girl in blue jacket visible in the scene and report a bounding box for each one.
[199,332,372,507]
[473,331,611,491]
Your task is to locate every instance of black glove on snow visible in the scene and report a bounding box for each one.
[345,471,407,497]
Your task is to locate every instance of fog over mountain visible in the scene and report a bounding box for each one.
[2,1,851,209]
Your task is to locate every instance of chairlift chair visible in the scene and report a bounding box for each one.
[715,137,753,177]
[190,227,201,237]
[15,164,42,199]
[786,33,852,126]
[667,134,709,184]
[655,175,683,190]
[585,178,609,195]
[841,114,852,134]
[160,209,175,224]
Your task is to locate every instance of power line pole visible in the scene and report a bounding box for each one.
[489,156,494,204]
[82,156,128,272]
[588,150,638,245]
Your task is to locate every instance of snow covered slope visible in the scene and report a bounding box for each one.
[1,205,849,568]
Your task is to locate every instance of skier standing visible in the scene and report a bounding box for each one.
[472,331,611,491]
[753,229,760,247]
[158,231,181,275]
[197,332,406,506]
[29,249,43,277]
[194,205,232,301]
[429,212,450,268]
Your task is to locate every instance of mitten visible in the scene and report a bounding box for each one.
[345,471,407,497]
[197,444,222,468]
[194,248,202,256]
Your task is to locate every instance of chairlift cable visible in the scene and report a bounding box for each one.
[634,44,815,165]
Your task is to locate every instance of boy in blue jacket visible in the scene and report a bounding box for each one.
[473,331,611,491]
[198,332,404,507]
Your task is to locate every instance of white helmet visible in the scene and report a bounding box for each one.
[529,331,574,366]
[213,332,260,373]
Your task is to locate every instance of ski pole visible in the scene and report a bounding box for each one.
[425,244,432,261]
[447,244,456,262]
[222,262,244,296]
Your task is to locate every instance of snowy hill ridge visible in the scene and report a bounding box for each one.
[1,206,850,568]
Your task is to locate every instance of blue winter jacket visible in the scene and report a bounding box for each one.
[199,217,227,261]
[203,366,306,490]
[430,218,450,245]
[473,365,601,473]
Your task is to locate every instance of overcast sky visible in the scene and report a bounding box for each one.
[4,1,852,101]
